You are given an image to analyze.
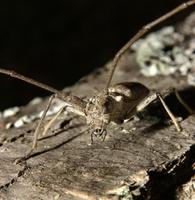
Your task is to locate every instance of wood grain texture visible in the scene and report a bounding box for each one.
[0,16,194,200]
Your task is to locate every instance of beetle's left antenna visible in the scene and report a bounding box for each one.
[105,0,195,91]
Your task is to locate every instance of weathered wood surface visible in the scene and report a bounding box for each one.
[0,20,195,200]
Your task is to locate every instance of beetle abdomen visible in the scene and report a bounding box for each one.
[108,82,149,100]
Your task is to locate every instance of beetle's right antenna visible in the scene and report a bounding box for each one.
[105,0,195,91]
[0,68,60,94]
[0,68,87,111]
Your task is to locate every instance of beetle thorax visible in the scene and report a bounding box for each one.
[85,93,112,134]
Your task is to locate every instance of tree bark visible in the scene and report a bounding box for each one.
[0,13,194,200]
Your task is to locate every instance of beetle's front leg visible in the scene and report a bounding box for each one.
[14,94,57,164]
[15,94,69,164]
[90,131,94,145]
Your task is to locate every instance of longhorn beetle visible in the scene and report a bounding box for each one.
[0,0,194,163]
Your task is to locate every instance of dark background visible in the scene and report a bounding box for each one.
[0,0,193,109]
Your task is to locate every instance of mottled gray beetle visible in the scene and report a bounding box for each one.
[0,0,194,162]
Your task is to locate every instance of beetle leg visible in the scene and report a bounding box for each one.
[136,91,182,132]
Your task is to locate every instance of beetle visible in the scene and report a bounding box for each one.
[0,0,194,163]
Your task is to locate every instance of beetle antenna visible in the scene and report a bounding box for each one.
[105,0,195,91]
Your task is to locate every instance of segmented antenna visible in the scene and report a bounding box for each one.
[0,68,62,96]
[0,68,87,109]
[105,0,195,91]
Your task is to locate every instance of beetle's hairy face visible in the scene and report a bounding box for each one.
[85,94,112,136]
